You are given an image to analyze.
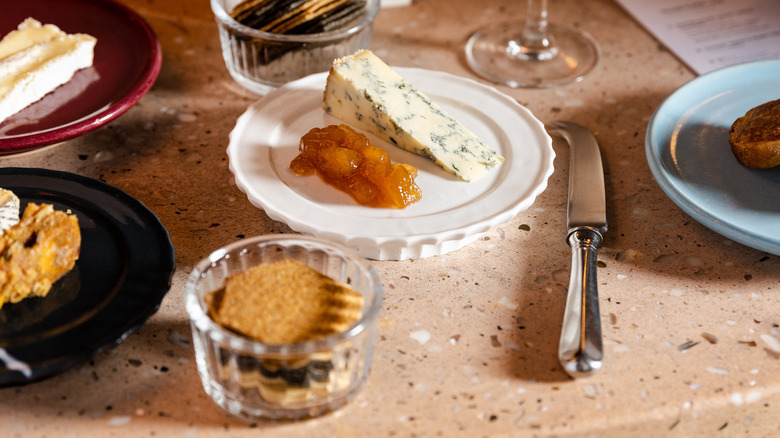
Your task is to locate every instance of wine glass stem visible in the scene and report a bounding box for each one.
[508,0,558,61]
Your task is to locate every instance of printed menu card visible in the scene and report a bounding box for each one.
[616,0,780,74]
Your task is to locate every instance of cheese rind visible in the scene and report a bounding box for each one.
[323,50,504,182]
[0,188,20,232]
[0,18,96,124]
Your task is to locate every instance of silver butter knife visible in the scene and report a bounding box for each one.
[547,121,607,378]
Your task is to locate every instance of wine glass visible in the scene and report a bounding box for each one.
[465,0,600,88]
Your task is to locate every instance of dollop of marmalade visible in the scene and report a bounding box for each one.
[290,125,422,208]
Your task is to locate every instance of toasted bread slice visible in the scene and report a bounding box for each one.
[728,99,780,169]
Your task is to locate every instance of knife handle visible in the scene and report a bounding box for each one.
[558,227,604,377]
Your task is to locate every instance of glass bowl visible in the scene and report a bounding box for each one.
[185,234,384,420]
[211,0,380,94]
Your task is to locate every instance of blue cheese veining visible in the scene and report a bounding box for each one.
[323,50,504,182]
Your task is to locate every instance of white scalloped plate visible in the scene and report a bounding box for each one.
[227,68,554,260]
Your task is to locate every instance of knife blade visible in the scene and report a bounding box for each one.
[547,121,607,378]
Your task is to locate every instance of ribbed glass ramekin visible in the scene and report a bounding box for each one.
[211,0,380,94]
[185,234,384,420]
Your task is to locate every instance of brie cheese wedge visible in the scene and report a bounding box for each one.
[323,50,504,182]
[0,188,20,232]
[0,18,97,124]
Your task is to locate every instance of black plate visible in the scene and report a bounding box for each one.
[0,168,175,386]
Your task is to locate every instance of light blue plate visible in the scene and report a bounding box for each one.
[646,60,780,256]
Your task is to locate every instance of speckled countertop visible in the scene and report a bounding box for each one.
[2,0,779,437]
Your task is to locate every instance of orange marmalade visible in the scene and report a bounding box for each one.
[290,125,422,208]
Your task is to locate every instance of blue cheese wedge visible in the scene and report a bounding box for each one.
[0,188,20,232]
[0,18,97,124]
[323,50,504,182]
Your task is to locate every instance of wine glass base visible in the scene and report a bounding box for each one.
[466,21,600,88]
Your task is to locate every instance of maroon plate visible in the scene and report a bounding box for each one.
[0,0,162,155]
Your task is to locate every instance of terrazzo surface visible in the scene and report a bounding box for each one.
[0,0,778,437]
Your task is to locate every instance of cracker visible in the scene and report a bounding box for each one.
[207,258,363,344]
[231,0,366,35]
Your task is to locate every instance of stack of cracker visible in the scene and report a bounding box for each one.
[231,0,367,35]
